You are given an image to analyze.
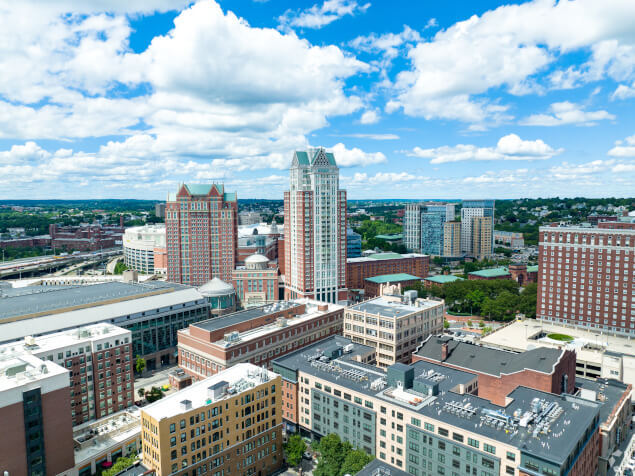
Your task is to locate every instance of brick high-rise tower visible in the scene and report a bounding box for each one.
[166,184,237,286]
[284,148,347,303]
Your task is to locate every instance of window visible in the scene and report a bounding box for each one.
[438,428,449,437]
[170,423,176,433]
[411,418,421,427]
[452,433,463,443]
[424,423,434,432]
[467,438,479,449]
[484,443,496,455]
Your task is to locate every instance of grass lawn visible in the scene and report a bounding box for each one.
[547,333,573,342]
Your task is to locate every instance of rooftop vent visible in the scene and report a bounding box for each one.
[180,399,192,411]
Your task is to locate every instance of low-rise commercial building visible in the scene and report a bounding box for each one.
[0,281,210,370]
[344,295,444,368]
[140,363,283,476]
[178,300,344,381]
[0,323,134,425]
[347,252,429,292]
[0,349,75,475]
[364,273,422,298]
[123,224,167,274]
[468,267,511,280]
[413,335,577,406]
[423,274,465,287]
[273,336,601,476]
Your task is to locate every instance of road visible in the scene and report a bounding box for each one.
[134,365,177,396]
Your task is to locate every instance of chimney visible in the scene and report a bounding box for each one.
[441,342,448,362]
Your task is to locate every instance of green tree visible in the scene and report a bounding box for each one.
[102,455,138,476]
[137,388,145,399]
[135,356,146,374]
[284,434,306,468]
[339,449,374,476]
[443,320,450,329]
[314,434,350,476]
[146,386,164,403]
[114,261,129,274]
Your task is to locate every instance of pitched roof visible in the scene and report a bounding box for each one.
[424,275,465,284]
[293,149,337,167]
[469,267,510,278]
[365,273,421,284]
[415,335,565,377]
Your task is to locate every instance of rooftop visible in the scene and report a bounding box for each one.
[415,335,565,377]
[424,275,465,284]
[191,301,304,333]
[355,459,410,476]
[576,377,631,428]
[142,364,277,420]
[374,234,403,240]
[347,253,426,264]
[273,336,600,467]
[73,408,141,466]
[365,273,421,284]
[0,350,68,395]
[468,267,511,278]
[348,296,440,319]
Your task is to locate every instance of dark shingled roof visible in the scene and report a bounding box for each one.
[415,335,565,376]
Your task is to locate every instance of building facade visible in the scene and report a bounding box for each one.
[347,228,362,258]
[0,351,75,475]
[284,148,347,303]
[177,300,344,380]
[273,336,601,476]
[443,221,462,258]
[123,224,167,274]
[166,183,238,286]
[347,252,429,291]
[232,254,278,308]
[140,364,282,476]
[344,295,444,367]
[471,216,494,259]
[460,200,495,257]
[494,230,525,249]
[404,203,456,256]
[0,324,134,426]
[537,224,635,336]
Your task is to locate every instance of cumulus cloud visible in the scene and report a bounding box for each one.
[342,133,399,140]
[278,0,370,30]
[520,102,615,127]
[388,0,635,126]
[407,134,562,164]
[608,134,635,157]
[359,109,380,124]
[612,81,635,100]
[329,143,387,167]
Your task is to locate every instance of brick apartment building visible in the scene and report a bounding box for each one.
[537,224,635,335]
[49,222,125,251]
[347,252,429,290]
[177,300,344,381]
[0,323,134,425]
[412,335,576,406]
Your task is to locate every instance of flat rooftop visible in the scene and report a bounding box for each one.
[0,350,68,394]
[468,267,510,278]
[576,377,631,427]
[348,296,440,319]
[274,336,600,467]
[415,335,565,377]
[424,275,464,284]
[347,252,426,264]
[0,281,189,321]
[365,273,421,284]
[142,363,277,420]
[192,301,303,332]
[480,320,635,361]
[73,407,141,466]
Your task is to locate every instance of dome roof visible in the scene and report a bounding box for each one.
[198,277,235,297]
[245,254,270,264]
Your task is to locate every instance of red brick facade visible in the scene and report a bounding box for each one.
[347,254,429,290]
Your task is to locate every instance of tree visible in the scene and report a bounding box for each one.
[339,449,374,476]
[146,386,164,403]
[114,260,129,274]
[284,434,306,468]
[135,356,146,375]
[137,388,145,399]
[102,455,138,476]
[467,320,473,327]
[443,320,450,329]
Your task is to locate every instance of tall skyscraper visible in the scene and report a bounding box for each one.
[443,221,462,257]
[538,224,635,335]
[284,148,347,303]
[404,203,457,256]
[461,199,495,257]
[166,183,237,286]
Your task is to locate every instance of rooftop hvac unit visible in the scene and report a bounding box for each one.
[24,336,36,347]
[343,344,354,353]
[180,399,192,411]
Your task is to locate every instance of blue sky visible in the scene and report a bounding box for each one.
[0,0,633,199]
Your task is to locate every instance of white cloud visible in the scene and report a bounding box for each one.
[329,143,386,167]
[389,0,635,126]
[520,102,615,127]
[612,81,635,100]
[359,109,380,124]
[279,0,370,30]
[342,133,399,140]
[349,25,421,60]
[608,134,635,157]
[407,134,562,164]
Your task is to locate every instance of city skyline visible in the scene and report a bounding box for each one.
[0,0,633,200]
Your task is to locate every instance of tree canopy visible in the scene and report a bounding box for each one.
[314,434,373,476]
[284,434,306,468]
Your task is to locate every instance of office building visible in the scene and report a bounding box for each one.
[404,203,456,256]
[273,336,601,476]
[347,227,362,258]
[178,300,344,380]
[0,281,209,370]
[0,323,133,426]
[232,254,278,308]
[461,200,495,257]
[123,224,167,274]
[537,224,635,335]
[443,221,462,258]
[166,183,238,286]
[284,148,347,303]
[238,211,262,225]
[155,202,166,219]
[347,252,429,291]
[344,295,444,367]
[140,363,282,476]
[0,349,74,475]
